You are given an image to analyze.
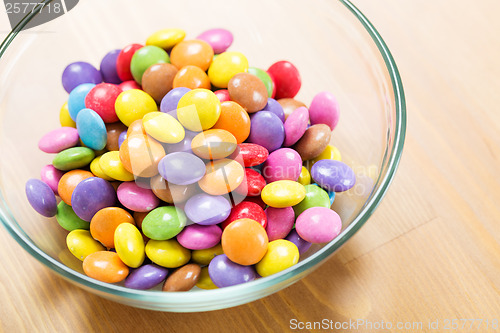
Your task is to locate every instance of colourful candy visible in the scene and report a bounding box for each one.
[211,101,251,143]
[198,159,244,195]
[208,254,257,287]
[145,239,191,268]
[235,168,266,197]
[38,127,79,154]
[83,251,129,283]
[141,63,178,103]
[40,164,64,194]
[116,44,143,81]
[196,266,218,289]
[162,263,201,292]
[158,152,206,185]
[71,177,116,221]
[114,223,145,268]
[56,201,89,231]
[176,224,222,250]
[295,207,342,243]
[277,98,306,119]
[146,28,186,50]
[124,264,169,290]
[76,108,107,150]
[298,166,311,185]
[170,40,214,71]
[230,143,269,167]
[85,83,122,123]
[262,148,302,183]
[184,193,231,225]
[115,89,157,127]
[67,83,95,121]
[105,122,128,151]
[119,134,165,178]
[25,179,57,217]
[57,169,94,205]
[173,65,211,90]
[117,181,159,212]
[177,88,221,131]
[191,129,237,160]
[261,180,306,208]
[293,184,331,217]
[220,201,267,230]
[53,147,95,171]
[160,87,190,113]
[255,239,299,277]
[248,111,284,152]
[261,98,285,122]
[208,51,248,88]
[292,124,331,161]
[191,243,223,265]
[100,49,121,84]
[309,91,340,130]
[67,229,105,261]
[141,206,187,240]
[62,62,102,94]
[311,160,356,192]
[150,175,197,204]
[228,73,268,112]
[248,67,274,98]
[221,218,268,265]
[59,102,76,128]
[265,206,295,241]
[90,207,135,248]
[285,229,312,255]
[99,151,135,181]
[130,45,170,84]
[283,107,309,147]
[142,111,185,144]
[196,28,233,54]
[267,61,301,99]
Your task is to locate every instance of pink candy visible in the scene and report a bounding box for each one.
[283,106,309,146]
[295,207,342,243]
[177,224,222,250]
[38,127,79,153]
[265,207,295,241]
[117,181,160,212]
[40,165,64,194]
[196,28,234,54]
[308,91,340,130]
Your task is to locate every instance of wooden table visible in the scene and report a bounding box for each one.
[1,0,499,332]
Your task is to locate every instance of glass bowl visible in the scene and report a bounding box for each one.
[0,0,406,311]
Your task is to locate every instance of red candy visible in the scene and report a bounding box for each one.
[220,201,267,230]
[116,44,143,81]
[85,83,122,123]
[235,168,266,197]
[118,80,141,91]
[267,61,301,99]
[244,195,267,210]
[214,89,231,102]
[230,143,269,167]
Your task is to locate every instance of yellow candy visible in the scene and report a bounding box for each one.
[145,239,191,268]
[255,240,299,277]
[115,89,157,127]
[66,229,105,261]
[261,180,306,208]
[90,156,114,181]
[146,28,186,50]
[208,51,249,88]
[114,223,145,268]
[142,111,185,143]
[59,102,76,128]
[196,266,218,290]
[298,166,311,185]
[177,89,221,131]
[99,151,135,181]
[308,145,342,170]
[191,243,223,265]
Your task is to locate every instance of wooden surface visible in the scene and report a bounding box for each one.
[1,0,500,332]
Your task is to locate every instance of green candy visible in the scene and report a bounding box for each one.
[130,45,170,84]
[248,67,274,98]
[293,184,331,217]
[142,206,187,240]
[52,147,95,171]
[56,201,90,231]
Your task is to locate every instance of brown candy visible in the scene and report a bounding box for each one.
[141,63,178,103]
[278,98,306,119]
[228,73,268,113]
[292,124,331,161]
[162,263,201,292]
[150,174,198,204]
[105,122,128,151]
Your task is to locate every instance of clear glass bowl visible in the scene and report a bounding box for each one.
[0,0,406,311]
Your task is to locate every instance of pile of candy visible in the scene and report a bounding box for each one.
[25,28,356,291]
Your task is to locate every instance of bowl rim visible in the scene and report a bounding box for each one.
[0,0,406,310]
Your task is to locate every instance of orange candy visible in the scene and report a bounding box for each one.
[133,211,148,230]
[221,218,269,265]
[173,65,211,90]
[198,158,244,195]
[83,251,129,283]
[212,101,251,143]
[150,174,199,204]
[90,207,135,248]
[170,40,214,71]
[191,129,237,160]
[58,169,94,205]
[119,134,166,177]
[126,119,147,137]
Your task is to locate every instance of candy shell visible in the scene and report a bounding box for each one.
[142,111,185,144]
[57,169,94,205]
[255,239,299,277]
[277,98,306,119]
[100,151,135,181]
[262,148,302,183]
[208,254,257,288]
[150,174,198,204]
[114,223,145,268]
[176,224,222,250]
[85,83,122,123]
[76,108,107,150]
[220,201,267,230]
[116,44,143,81]
[298,166,311,185]
[59,102,76,128]
[71,177,117,221]
[230,143,269,167]
[211,101,251,144]
[160,87,190,113]
[228,73,268,113]
[295,207,342,243]
[66,229,105,261]
[208,51,248,88]
[115,89,157,127]
[311,160,356,192]
[130,45,170,84]
[53,147,95,171]
[67,83,95,121]
[265,206,295,241]
[141,206,187,241]
[247,111,284,152]
[261,98,285,122]
[40,164,64,194]
[309,91,340,130]
[173,65,211,90]
[191,129,237,160]
[62,62,102,94]
[141,63,178,103]
[100,49,121,84]
[235,168,266,197]
[292,124,331,161]
[162,263,201,292]
[83,251,129,283]
[119,134,165,178]
[158,152,206,185]
[25,179,57,217]
[118,80,141,91]
[285,229,312,255]
[283,107,309,147]
[248,67,274,98]
[198,159,244,195]
[117,182,159,212]
[105,122,128,151]
[56,201,89,231]
[38,127,79,154]
[213,89,230,102]
[164,129,198,154]
[146,28,186,50]
[170,40,214,71]
[191,243,223,266]
[124,264,169,290]
[177,88,221,132]
[90,207,135,248]
[184,193,231,225]
[293,184,331,217]
[196,28,233,54]
[261,180,306,208]
[196,266,218,290]
[145,239,191,268]
[267,61,301,99]
[221,218,268,266]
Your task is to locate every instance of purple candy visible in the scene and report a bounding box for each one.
[40,165,64,195]
[283,106,309,146]
[208,254,258,288]
[262,148,302,183]
[25,178,57,217]
[124,264,169,290]
[261,98,285,122]
[308,91,340,130]
[160,87,190,113]
[265,206,295,241]
[164,130,197,154]
[118,131,127,148]
[100,49,122,84]
[62,61,102,94]
[248,111,284,153]
[184,193,231,225]
[71,177,116,221]
[176,224,222,250]
[285,229,312,255]
[311,160,356,192]
[158,152,206,185]
[196,28,233,54]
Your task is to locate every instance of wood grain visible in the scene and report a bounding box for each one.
[1,0,500,332]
